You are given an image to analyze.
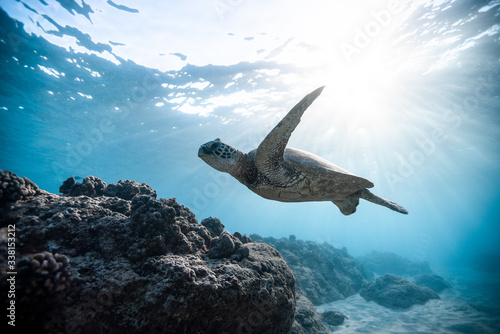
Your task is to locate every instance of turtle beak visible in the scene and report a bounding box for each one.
[198,139,221,157]
[198,141,217,157]
[198,144,211,157]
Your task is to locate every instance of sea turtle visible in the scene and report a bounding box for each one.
[198,86,408,215]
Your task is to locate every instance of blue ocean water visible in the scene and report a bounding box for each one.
[1,0,499,320]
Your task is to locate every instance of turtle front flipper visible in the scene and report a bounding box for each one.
[254,86,324,183]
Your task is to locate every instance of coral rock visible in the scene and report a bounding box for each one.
[59,175,107,197]
[360,274,440,309]
[233,231,252,244]
[208,230,242,259]
[201,216,224,237]
[0,171,296,333]
[292,292,333,333]
[413,274,452,293]
[322,310,348,326]
[17,252,73,296]
[105,179,156,200]
[0,170,39,202]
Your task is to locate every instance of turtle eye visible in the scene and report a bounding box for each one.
[207,140,220,151]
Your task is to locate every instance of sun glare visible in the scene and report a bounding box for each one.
[266,0,415,138]
[309,46,409,143]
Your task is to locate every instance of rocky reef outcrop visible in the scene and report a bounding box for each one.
[413,273,452,293]
[291,292,333,334]
[0,172,296,333]
[321,310,347,327]
[251,234,373,306]
[359,274,440,309]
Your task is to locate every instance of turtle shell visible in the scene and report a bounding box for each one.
[282,147,374,200]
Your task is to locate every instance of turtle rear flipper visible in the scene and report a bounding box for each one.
[358,189,409,214]
[333,189,408,215]
[332,196,360,216]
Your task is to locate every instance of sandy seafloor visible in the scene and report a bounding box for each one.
[317,269,500,333]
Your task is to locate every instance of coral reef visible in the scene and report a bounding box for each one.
[59,175,107,197]
[251,234,373,305]
[413,273,452,293]
[105,179,157,200]
[1,170,454,332]
[357,250,432,277]
[321,310,348,327]
[17,252,73,296]
[59,176,156,200]
[201,216,225,237]
[0,171,295,333]
[360,274,440,309]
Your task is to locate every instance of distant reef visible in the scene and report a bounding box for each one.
[1,171,452,333]
[251,234,373,305]
[359,274,440,309]
[357,250,432,277]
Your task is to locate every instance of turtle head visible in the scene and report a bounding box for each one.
[198,138,244,174]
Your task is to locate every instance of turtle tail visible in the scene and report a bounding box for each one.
[358,189,409,215]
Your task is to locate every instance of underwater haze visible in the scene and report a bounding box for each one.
[1,0,500,321]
